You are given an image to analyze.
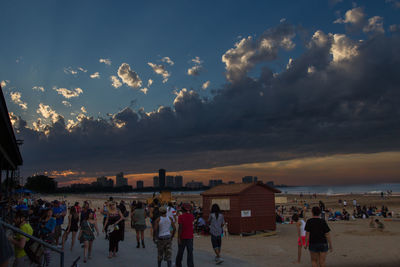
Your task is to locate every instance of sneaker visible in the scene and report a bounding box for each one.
[216,257,224,264]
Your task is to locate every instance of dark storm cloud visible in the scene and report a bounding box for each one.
[13,24,400,178]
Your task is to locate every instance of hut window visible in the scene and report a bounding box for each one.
[211,198,230,210]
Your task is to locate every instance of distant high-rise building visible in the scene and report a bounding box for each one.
[153,176,159,188]
[185,180,203,189]
[209,179,223,187]
[242,176,257,183]
[166,176,174,188]
[97,176,108,186]
[159,169,166,189]
[174,176,183,188]
[97,176,114,187]
[136,180,144,189]
[116,172,128,187]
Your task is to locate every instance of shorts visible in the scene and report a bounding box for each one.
[309,243,328,253]
[157,238,172,261]
[211,234,222,249]
[135,224,146,231]
[297,236,308,246]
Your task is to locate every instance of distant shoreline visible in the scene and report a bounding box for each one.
[49,183,400,195]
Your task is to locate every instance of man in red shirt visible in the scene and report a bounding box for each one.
[175,203,194,267]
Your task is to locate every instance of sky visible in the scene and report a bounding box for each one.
[1,0,400,186]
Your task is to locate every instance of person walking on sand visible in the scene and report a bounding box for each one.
[132,201,147,248]
[155,207,176,267]
[62,206,80,251]
[209,204,225,264]
[103,201,124,258]
[78,211,99,263]
[100,202,109,228]
[305,207,333,267]
[292,214,307,264]
[175,203,195,267]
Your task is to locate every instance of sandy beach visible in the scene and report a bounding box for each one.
[39,193,400,267]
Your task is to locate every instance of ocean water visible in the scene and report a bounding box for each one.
[275,183,400,195]
[112,183,400,199]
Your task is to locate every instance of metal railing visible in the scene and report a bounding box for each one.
[0,219,64,267]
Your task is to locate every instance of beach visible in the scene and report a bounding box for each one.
[40,193,400,267]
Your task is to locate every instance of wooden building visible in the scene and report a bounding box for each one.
[202,182,281,234]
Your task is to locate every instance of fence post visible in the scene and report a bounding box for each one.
[60,251,64,267]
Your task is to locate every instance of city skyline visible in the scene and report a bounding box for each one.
[49,151,400,187]
[2,1,400,186]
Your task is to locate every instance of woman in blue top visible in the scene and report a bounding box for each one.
[39,209,56,266]
[40,209,56,241]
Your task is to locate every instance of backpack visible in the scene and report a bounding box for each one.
[24,238,44,264]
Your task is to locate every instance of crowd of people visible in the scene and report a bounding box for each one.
[0,194,226,267]
[277,196,392,267]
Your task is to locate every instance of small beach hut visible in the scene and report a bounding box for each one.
[202,182,281,234]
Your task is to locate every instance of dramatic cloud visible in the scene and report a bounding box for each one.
[8,112,18,126]
[53,87,83,99]
[222,23,296,82]
[330,34,359,62]
[99,58,111,65]
[62,101,72,107]
[10,91,28,110]
[307,66,316,74]
[81,106,87,113]
[187,56,203,76]
[1,80,9,87]
[147,79,153,87]
[32,86,45,92]
[110,75,122,88]
[140,88,148,94]
[202,81,210,90]
[148,62,170,83]
[63,67,78,75]
[11,24,400,184]
[36,103,61,123]
[363,16,385,34]
[90,72,100,79]
[161,57,174,66]
[334,7,384,35]
[286,58,294,69]
[192,56,202,65]
[117,63,142,88]
[334,7,365,25]
[78,67,87,73]
[187,65,202,76]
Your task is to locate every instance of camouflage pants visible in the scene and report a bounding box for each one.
[157,238,172,261]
